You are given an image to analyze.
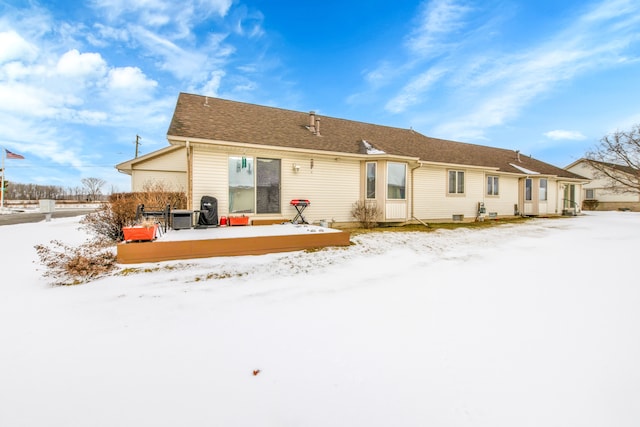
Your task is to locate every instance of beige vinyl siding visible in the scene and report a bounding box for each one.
[191,149,229,215]
[412,167,444,219]
[282,156,360,224]
[413,167,485,220]
[483,175,519,216]
[191,145,360,223]
[568,162,639,202]
[130,148,187,191]
[538,201,549,215]
[413,168,522,220]
[522,177,569,216]
[132,171,187,192]
[385,203,407,219]
[540,180,555,215]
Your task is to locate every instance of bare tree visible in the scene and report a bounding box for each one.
[586,124,640,194]
[81,177,106,201]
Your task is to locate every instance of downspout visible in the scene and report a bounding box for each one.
[519,175,529,217]
[556,181,561,214]
[477,171,487,222]
[410,161,429,227]
[186,140,192,210]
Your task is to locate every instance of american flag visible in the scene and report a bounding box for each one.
[5,149,25,160]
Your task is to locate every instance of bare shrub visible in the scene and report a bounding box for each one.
[34,240,117,286]
[351,200,380,228]
[81,194,139,242]
[35,184,185,285]
[80,184,187,242]
[583,199,599,210]
[139,181,186,209]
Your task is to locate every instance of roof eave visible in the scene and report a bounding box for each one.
[115,145,183,173]
[167,135,420,162]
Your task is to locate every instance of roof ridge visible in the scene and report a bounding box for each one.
[179,92,424,135]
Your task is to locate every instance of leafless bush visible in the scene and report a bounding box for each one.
[583,199,599,210]
[139,181,186,209]
[80,184,186,242]
[80,194,139,242]
[34,240,117,286]
[351,200,380,228]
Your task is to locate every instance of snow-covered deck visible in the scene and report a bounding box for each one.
[116,223,351,264]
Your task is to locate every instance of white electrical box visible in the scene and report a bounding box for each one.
[39,199,56,213]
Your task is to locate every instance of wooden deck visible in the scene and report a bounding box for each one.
[116,224,351,264]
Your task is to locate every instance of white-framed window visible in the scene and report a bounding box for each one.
[229,156,281,214]
[387,162,406,200]
[586,188,595,199]
[487,175,499,196]
[366,162,376,199]
[525,178,532,201]
[539,178,548,201]
[448,170,465,194]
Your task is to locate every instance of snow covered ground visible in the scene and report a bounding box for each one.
[1,211,638,427]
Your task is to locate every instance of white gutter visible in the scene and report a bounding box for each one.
[410,161,429,227]
[167,135,419,163]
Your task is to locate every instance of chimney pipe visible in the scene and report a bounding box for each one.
[515,150,521,162]
[315,119,320,136]
[309,111,316,128]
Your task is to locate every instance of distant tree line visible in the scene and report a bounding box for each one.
[3,177,108,201]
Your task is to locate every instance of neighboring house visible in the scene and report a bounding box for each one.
[116,93,588,226]
[565,159,640,211]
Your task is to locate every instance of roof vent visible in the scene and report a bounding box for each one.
[307,111,320,136]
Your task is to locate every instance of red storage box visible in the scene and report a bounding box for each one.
[228,216,250,226]
[123,225,158,241]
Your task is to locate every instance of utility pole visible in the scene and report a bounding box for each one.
[135,134,142,158]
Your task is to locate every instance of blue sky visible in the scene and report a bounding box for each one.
[1,0,639,192]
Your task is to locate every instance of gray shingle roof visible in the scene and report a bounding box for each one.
[168,92,584,179]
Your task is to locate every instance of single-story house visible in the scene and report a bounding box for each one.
[565,158,640,211]
[116,92,589,226]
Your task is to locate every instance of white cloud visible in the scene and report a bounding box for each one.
[1,61,45,81]
[107,66,157,91]
[0,30,39,63]
[0,84,63,117]
[544,130,587,140]
[406,0,472,56]
[87,23,130,47]
[200,70,225,96]
[91,0,232,34]
[355,0,640,142]
[581,0,638,22]
[128,25,223,81]
[429,0,640,140]
[231,7,264,38]
[56,49,107,79]
[364,61,401,88]
[385,67,447,113]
